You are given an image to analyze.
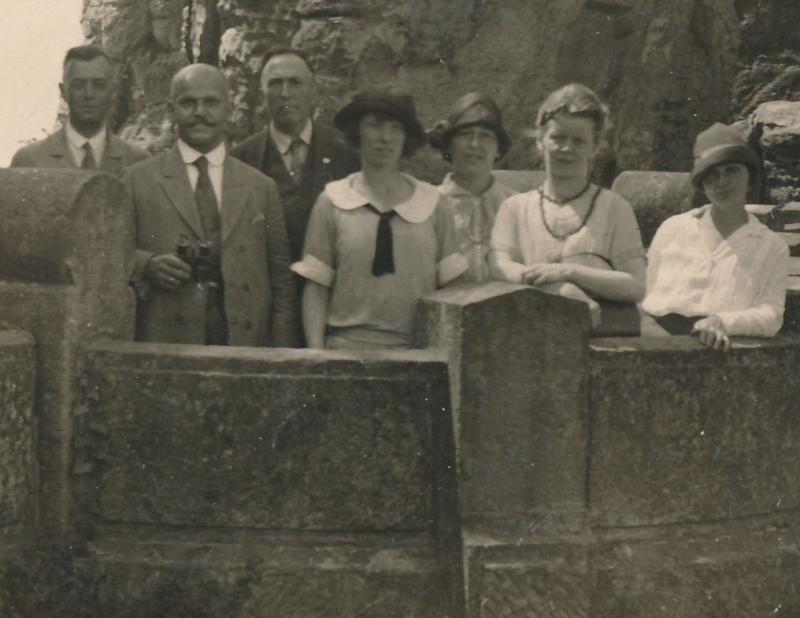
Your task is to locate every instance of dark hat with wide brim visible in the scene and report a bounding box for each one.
[691,122,759,189]
[431,92,511,158]
[334,88,426,148]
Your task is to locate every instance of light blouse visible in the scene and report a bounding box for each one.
[641,205,789,337]
[489,187,645,283]
[438,173,518,282]
[292,172,468,348]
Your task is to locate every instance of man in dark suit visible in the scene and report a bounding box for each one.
[11,45,148,174]
[230,49,359,263]
[123,63,297,347]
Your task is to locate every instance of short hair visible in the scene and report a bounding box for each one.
[170,63,229,100]
[260,48,315,81]
[536,83,609,138]
[340,110,423,158]
[63,45,111,68]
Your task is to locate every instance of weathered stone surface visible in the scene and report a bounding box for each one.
[88,536,449,617]
[0,169,136,536]
[83,0,759,179]
[418,283,591,523]
[0,331,36,537]
[588,336,800,527]
[750,101,800,205]
[78,341,457,532]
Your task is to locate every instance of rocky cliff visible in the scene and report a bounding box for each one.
[82,0,797,186]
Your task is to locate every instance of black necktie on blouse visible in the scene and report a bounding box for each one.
[365,204,397,276]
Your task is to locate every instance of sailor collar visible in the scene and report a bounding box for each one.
[325,172,440,223]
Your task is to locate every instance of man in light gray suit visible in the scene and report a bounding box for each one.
[123,64,297,347]
[11,45,148,174]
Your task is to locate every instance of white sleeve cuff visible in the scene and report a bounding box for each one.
[438,252,468,286]
[291,254,336,288]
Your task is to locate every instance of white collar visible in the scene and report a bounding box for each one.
[439,172,501,199]
[65,121,106,150]
[177,139,226,167]
[325,172,440,223]
[693,204,764,239]
[270,119,313,154]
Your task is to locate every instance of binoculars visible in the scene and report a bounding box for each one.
[176,235,218,284]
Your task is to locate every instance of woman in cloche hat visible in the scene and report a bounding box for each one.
[431,92,518,282]
[292,87,467,350]
[641,122,789,349]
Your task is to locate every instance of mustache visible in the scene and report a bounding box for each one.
[185,118,217,127]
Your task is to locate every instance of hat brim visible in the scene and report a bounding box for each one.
[437,119,511,158]
[691,144,759,189]
[334,98,426,146]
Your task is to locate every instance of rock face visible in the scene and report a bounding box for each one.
[750,101,800,204]
[82,0,769,182]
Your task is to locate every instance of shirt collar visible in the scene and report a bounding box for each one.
[65,121,106,151]
[325,172,440,223]
[694,204,764,239]
[177,139,227,167]
[439,172,504,199]
[270,119,313,155]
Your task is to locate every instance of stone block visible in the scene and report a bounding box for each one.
[751,100,800,204]
[417,283,591,524]
[0,330,36,537]
[78,341,457,533]
[611,171,694,247]
[588,336,800,527]
[0,168,136,535]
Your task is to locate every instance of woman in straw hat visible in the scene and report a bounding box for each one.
[292,87,467,350]
[641,122,789,349]
[431,93,518,282]
[489,84,646,329]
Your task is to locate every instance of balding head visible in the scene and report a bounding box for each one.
[170,64,231,153]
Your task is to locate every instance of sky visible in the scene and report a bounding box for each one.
[0,0,84,166]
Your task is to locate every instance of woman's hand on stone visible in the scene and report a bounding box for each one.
[692,315,730,351]
[521,262,573,286]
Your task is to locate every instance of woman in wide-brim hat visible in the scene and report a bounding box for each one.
[432,92,518,282]
[488,83,646,330]
[641,122,789,349]
[291,87,467,350]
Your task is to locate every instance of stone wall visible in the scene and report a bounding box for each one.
[74,341,461,617]
[81,0,800,182]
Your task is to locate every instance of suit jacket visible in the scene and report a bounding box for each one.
[122,145,298,347]
[230,122,359,262]
[10,126,149,175]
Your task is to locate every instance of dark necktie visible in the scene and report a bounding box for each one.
[366,204,397,276]
[287,137,307,182]
[193,156,221,247]
[81,142,97,170]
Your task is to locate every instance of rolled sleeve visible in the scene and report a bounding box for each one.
[291,254,336,288]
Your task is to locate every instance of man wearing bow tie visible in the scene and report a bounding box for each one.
[11,45,148,173]
[230,49,359,263]
[123,63,297,347]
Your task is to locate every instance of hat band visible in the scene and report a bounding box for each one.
[697,142,743,161]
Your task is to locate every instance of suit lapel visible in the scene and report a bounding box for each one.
[48,128,77,169]
[307,124,333,198]
[100,132,124,175]
[158,146,205,239]
[221,157,249,243]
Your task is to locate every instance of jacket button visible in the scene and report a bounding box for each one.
[245,320,253,330]
[242,283,250,292]
[239,245,246,253]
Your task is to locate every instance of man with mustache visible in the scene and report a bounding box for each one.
[230,49,359,263]
[11,45,149,173]
[123,63,297,347]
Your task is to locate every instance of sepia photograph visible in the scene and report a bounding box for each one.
[0,1,798,616]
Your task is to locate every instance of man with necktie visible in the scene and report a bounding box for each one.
[11,45,148,173]
[230,49,359,263]
[123,64,297,347]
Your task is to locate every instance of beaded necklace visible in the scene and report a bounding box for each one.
[538,184,602,240]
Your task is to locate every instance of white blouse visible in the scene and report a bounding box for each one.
[641,205,789,337]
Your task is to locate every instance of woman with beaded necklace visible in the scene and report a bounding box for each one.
[489,84,645,326]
